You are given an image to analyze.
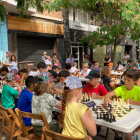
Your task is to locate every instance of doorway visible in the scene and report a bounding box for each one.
[70,42,84,69]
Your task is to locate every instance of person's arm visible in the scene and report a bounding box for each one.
[126,98,140,106]
[109,81,116,88]
[14,83,21,95]
[53,87,63,95]
[55,101,62,109]
[2,63,12,66]
[104,91,116,106]
[19,73,26,86]
[82,110,97,137]
[92,94,105,99]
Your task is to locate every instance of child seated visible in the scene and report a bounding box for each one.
[101,66,116,92]
[70,62,78,73]
[104,69,140,140]
[83,70,108,99]
[19,68,28,86]
[0,66,9,80]
[92,62,101,73]
[56,70,69,89]
[17,76,38,126]
[32,72,62,137]
[60,76,96,140]
[79,63,91,77]
[1,73,21,109]
[115,61,124,71]
[108,62,114,71]
[37,62,47,73]
[29,67,38,77]
[125,60,131,69]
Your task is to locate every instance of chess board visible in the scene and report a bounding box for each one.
[90,101,136,121]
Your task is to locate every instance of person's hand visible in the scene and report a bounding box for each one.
[22,73,27,78]
[69,61,72,63]
[13,82,20,87]
[53,88,63,95]
[9,64,13,66]
[104,94,112,106]
[83,74,87,77]
[126,98,133,104]
[1,76,5,80]
[92,93,98,99]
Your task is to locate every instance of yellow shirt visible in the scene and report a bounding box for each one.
[62,102,88,138]
[114,85,140,102]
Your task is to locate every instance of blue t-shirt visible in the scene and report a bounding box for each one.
[66,58,74,66]
[17,89,33,126]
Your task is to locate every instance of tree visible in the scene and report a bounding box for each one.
[1,0,140,63]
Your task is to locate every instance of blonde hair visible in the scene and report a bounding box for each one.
[59,87,82,127]
[95,62,99,66]
[101,66,110,77]
[34,83,52,96]
[83,63,89,68]
[73,62,77,66]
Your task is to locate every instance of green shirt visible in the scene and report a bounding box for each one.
[1,85,19,109]
[114,85,140,102]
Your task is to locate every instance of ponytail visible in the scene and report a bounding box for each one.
[59,89,68,127]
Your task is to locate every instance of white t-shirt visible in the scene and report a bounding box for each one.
[29,71,38,77]
[45,60,52,65]
[79,69,91,76]
[123,55,130,64]
[70,67,78,73]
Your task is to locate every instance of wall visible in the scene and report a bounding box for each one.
[112,45,124,66]
[7,16,64,35]
[0,16,8,62]
[93,45,106,68]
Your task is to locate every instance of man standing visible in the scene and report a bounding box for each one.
[2,51,12,70]
[122,51,130,66]
[103,54,111,66]
[66,54,74,67]
[41,52,47,62]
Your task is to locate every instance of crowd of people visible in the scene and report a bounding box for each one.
[0,51,140,140]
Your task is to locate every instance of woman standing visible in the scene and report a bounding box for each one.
[83,54,89,64]
[10,55,18,73]
[52,53,57,65]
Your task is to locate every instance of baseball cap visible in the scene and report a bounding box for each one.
[64,76,87,90]
[38,72,54,83]
[108,62,113,66]
[16,75,21,82]
[6,73,18,81]
[85,70,100,79]
[44,52,47,55]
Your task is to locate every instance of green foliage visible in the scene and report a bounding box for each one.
[0,4,6,22]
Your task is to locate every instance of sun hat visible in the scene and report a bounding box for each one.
[38,72,54,84]
[6,73,18,81]
[64,76,87,90]
[85,70,100,79]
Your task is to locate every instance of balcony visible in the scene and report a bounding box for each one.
[0,0,36,15]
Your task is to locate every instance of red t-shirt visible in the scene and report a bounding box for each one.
[83,83,108,96]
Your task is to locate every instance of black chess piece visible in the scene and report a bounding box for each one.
[88,96,90,101]
[86,99,88,102]
[96,106,98,112]
[113,115,116,122]
[83,96,85,102]
[100,113,102,119]
[110,114,113,123]
[96,113,99,119]
[92,106,95,111]
[106,113,109,122]
[129,105,131,111]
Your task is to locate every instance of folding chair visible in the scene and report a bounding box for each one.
[0,105,21,140]
[42,126,89,140]
[15,108,50,140]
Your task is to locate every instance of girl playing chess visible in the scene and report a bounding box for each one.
[59,76,96,140]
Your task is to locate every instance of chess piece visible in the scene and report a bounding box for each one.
[113,115,116,122]
[106,113,109,122]
[83,95,85,102]
[88,95,90,101]
[120,110,123,116]
[100,113,102,119]
[129,105,131,111]
[110,114,113,123]
[96,113,99,119]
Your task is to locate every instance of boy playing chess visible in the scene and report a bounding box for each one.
[83,70,108,99]
[104,69,140,140]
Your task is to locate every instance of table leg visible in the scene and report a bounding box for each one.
[122,133,125,140]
